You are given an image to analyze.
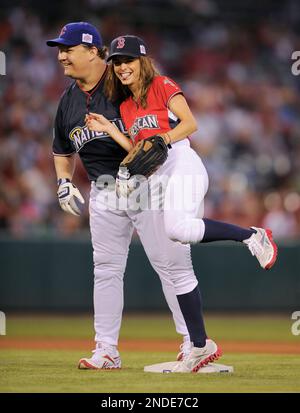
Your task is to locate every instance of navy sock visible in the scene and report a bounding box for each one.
[202,218,256,243]
[176,286,207,348]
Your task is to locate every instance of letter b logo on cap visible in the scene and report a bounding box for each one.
[117,37,125,49]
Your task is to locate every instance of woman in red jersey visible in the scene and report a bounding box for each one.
[86,35,277,373]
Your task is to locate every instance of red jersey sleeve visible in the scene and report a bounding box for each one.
[153,76,183,108]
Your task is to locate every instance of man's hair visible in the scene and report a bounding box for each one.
[82,44,108,60]
[104,56,160,108]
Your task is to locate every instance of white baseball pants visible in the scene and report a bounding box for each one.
[90,186,195,345]
[90,139,208,346]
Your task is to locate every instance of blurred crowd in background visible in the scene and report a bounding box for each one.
[1,0,300,240]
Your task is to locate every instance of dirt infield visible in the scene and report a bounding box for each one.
[0,338,299,354]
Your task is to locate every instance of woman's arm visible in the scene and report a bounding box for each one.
[161,94,198,144]
[86,113,133,152]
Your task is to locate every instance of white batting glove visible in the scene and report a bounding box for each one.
[115,167,139,198]
[116,167,130,198]
[57,178,85,216]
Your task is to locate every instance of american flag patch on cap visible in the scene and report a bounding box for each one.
[82,33,93,43]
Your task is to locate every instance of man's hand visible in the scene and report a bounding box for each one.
[115,167,140,198]
[57,178,85,216]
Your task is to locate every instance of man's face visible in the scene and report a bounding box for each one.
[57,44,94,79]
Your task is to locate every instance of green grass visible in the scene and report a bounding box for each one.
[0,314,300,393]
[0,351,299,393]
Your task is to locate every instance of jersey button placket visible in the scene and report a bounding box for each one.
[86,94,92,114]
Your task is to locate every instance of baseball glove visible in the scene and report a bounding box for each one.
[121,135,170,177]
[116,135,171,197]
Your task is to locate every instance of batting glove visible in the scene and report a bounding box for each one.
[115,167,139,198]
[57,178,85,216]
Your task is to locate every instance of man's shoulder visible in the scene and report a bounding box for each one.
[55,82,79,120]
[58,81,78,105]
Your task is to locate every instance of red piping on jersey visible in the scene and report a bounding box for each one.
[166,90,183,108]
[167,92,192,143]
[76,65,108,111]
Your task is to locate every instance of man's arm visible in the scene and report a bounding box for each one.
[54,154,76,181]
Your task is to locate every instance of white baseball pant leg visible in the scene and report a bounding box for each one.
[129,208,196,335]
[90,182,134,346]
[162,140,209,244]
[90,182,189,344]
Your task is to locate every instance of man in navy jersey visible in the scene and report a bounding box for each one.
[47,22,192,369]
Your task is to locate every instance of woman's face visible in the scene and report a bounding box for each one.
[113,56,141,88]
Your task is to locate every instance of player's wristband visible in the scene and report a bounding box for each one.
[161,133,172,149]
[57,178,71,186]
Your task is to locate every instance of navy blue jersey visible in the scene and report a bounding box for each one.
[53,68,128,180]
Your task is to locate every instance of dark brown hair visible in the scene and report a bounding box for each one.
[82,45,108,60]
[104,56,160,108]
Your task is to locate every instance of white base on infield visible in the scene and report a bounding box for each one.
[144,361,233,374]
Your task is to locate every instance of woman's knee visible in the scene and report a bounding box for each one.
[165,218,205,244]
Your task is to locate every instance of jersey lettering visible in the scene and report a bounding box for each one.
[70,118,127,152]
[129,115,160,139]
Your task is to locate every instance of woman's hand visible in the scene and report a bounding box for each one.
[85,113,114,134]
[85,112,133,152]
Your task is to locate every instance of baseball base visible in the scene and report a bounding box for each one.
[144,361,233,374]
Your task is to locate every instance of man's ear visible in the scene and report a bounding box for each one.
[89,46,99,61]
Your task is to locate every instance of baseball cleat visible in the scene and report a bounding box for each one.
[243,227,278,270]
[176,340,192,361]
[78,342,121,370]
[172,339,222,373]
[177,339,215,362]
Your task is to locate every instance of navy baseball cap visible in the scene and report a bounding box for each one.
[107,35,147,61]
[46,22,102,48]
